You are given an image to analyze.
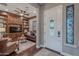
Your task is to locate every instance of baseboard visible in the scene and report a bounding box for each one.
[61,52,72,56]
[36,45,40,48]
[40,44,45,48]
[45,47,62,55]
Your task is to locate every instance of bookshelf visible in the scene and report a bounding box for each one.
[23,19,29,33]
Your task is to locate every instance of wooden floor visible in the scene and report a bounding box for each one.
[9,45,63,56]
[9,44,41,56]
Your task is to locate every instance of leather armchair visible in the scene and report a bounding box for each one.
[0,38,17,56]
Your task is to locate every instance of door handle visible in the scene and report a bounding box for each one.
[58,31,60,37]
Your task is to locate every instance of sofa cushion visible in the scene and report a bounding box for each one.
[7,42,16,47]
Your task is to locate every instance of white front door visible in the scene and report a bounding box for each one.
[44,5,62,52]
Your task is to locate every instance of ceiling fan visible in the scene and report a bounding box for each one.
[14,7,29,16]
[0,3,7,6]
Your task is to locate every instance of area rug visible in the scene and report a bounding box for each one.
[34,48,60,56]
[15,40,35,54]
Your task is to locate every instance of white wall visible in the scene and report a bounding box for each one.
[39,5,45,47]
[62,4,79,56]
[29,3,40,48]
[29,18,37,31]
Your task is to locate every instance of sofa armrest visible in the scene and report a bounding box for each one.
[7,42,16,47]
[6,42,17,54]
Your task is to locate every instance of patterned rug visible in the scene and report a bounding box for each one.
[34,48,61,56]
[15,40,35,54]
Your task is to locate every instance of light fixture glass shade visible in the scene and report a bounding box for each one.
[20,14,24,16]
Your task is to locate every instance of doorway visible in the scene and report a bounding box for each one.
[44,5,63,52]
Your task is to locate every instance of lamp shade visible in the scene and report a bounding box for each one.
[0,28,6,32]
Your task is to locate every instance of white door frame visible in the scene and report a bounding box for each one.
[36,14,40,48]
[44,5,63,53]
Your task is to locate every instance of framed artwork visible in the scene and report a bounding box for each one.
[66,5,74,45]
[0,18,4,28]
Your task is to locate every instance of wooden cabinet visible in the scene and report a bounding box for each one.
[7,14,22,25]
[0,16,7,33]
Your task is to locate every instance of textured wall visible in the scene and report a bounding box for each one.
[62,4,79,56]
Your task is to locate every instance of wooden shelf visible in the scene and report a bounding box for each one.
[23,19,29,32]
[0,10,37,40]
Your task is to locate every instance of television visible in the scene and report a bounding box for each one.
[9,26,22,33]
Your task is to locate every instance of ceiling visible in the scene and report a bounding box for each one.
[0,3,38,16]
[0,3,63,16]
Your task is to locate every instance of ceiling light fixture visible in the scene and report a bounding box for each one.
[20,13,24,16]
[0,3,7,6]
[1,12,7,15]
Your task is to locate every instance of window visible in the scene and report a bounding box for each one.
[66,5,74,45]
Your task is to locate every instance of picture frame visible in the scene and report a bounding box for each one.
[0,18,4,28]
